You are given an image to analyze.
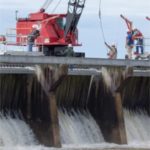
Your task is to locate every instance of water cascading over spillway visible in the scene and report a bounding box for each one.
[58,109,105,144]
[0,113,37,146]
[124,109,150,144]
[0,64,149,149]
[0,110,150,148]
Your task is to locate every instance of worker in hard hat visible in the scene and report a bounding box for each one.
[63,44,74,56]
[125,30,134,59]
[27,25,40,52]
[105,42,117,59]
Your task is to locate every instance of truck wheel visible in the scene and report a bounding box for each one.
[43,46,55,56]
[43,46,50,56]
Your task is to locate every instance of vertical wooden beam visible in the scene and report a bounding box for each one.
[35,64,68,147]
[49,64,68,92]
[114,92,127,144]
[88,69,128,144]
[48,92,61,147]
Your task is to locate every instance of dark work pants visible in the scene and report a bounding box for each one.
[136,39,144,54]
[28,43,33,52]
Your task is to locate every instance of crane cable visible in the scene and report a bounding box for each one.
[41,0,54,11]
[51,0,62,13]
[98,0,108,52]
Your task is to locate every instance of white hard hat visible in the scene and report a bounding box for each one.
[68,44,72,47]
[32,24,38,29]
[111,43,116,46]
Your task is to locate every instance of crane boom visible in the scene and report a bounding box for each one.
[65,0,85,37]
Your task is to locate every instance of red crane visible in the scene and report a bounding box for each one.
[15,0,86,56]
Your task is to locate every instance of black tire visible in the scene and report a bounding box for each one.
[43,46,50,56]
[43,46,54,56]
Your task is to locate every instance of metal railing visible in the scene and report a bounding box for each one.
[0,28,150,56]
[131,38,150,56]
[0,28,44,52]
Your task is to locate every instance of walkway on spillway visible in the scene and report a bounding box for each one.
[0,51,149,77]
[0,51,149,67]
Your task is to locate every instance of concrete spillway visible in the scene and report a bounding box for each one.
[0,54,149,149]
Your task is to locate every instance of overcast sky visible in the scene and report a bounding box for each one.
[0,0,150,58]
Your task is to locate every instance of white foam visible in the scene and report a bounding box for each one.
[124,109,150,144]
[0,113,37,146]
[58,109,104,144]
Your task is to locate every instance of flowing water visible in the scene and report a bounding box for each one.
[0,109,150,149]
[58,109,104,144]
[0,112,37,147]
[124,109,150,144]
